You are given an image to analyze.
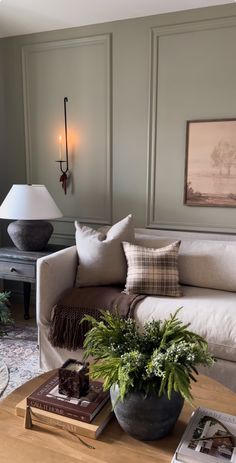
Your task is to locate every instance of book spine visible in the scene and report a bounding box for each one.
[26,398,91,423]
[28,408,97,439]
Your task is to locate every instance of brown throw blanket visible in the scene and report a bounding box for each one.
[49,286,145,350]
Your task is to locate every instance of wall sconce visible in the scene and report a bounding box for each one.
[56,97,69,194]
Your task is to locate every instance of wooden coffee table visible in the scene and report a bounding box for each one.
[0,372,235,463]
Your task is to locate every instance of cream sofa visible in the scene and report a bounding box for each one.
[37,228,236,393]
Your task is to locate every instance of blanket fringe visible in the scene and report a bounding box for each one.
[48,286,145,351]
[49,306,101,350]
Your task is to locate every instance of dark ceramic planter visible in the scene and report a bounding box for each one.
[110,385,184,441]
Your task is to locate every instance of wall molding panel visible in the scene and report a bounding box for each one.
[147,16,236,232]
[22,34,112,235]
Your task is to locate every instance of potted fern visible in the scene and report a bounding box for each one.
[83,309,214,441]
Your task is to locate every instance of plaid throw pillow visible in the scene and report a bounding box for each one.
[122,241,182,297]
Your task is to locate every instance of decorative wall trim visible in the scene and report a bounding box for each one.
[147,15,236,231]
[22,34,112,227]
[150,15,236,38]
[22,47,32,183]
[56,216,111,225]
[147,220,236,234]
[50,232,75,246]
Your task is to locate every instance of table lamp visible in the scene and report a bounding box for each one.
[0,184,63,251]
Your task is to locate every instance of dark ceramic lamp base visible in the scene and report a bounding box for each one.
[7,220,53,251]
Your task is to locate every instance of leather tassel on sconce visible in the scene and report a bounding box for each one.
[60,171,68,195]
[57,97,69,194]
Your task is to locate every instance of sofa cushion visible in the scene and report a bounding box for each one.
[134,285,236,363]
[178,240,236,292]
[122,240,182,297]
[75,214,134,287]
[135,233,236,292]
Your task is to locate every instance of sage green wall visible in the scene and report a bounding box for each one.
[0,44,4,180]
[0,44,3,246]
[0,42,7,203]
[1,4,236,245]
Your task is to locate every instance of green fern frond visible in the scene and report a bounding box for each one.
[82,308,214,404]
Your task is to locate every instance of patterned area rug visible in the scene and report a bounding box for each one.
[0,324,42,399]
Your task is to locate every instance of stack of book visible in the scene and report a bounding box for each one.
[16,372,113,439]
[172,406,236,463]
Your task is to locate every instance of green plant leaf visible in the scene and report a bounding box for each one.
[82,308,214,405]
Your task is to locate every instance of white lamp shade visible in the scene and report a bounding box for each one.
[0,184,63,220]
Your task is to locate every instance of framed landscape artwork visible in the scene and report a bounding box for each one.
[184,119,236,207]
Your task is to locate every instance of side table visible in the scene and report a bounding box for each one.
[0,245,65,320]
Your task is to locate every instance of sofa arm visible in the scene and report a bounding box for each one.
[36,245,78,325]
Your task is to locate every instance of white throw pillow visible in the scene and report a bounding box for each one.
[75,214,134,287]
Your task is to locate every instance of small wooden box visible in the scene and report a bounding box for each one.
[58,359,89,398]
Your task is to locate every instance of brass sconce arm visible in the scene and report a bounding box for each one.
[56,97,69,194]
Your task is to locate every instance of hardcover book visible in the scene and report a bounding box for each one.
[16,398,113,440]
[173,407,236,463]
[26,372,109,423]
